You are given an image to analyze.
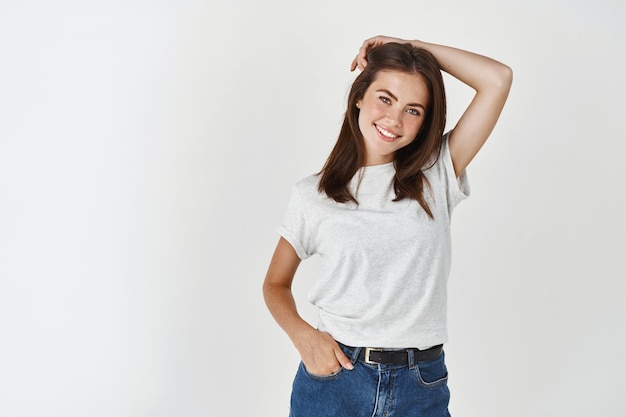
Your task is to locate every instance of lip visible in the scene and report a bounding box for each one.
[375,124,400,142]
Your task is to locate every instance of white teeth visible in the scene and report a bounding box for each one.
[376,125,398,139]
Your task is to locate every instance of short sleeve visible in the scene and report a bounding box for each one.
[440,132,470,212]
[278,185,315,260]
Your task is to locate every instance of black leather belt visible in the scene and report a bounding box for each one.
[356,345,443,365]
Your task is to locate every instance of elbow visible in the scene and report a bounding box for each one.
[262,279,273,308]
[496,64,513,93]
[262,278,272,300]
[262,276,283,304]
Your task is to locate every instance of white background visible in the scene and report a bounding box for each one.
[1,0,624,416]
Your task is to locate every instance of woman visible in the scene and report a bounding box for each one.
[263,35,512,416]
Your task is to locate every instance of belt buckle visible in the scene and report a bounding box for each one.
[364,347,384,365]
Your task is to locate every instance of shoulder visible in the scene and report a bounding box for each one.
[425,132,471,204]
[424,131,452,170]
[293,173,322,196]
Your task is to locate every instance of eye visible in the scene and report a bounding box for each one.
[378,96,391,104]
[406,108,421,116]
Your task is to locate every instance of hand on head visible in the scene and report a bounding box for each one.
[350,35,408,71]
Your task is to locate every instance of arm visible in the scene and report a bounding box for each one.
[352,35,513,176]
[262,237,353,374]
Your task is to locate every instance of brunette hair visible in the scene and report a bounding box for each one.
[318,42,446,218]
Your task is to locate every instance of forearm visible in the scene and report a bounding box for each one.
[263,280,354,372]
[411,40,512,94]
[263,281,316,347]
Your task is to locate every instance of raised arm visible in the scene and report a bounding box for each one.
[352,35,513,176]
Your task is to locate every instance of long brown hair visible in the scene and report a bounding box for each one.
[318,42,446,218]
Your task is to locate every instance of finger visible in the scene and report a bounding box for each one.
[358,38,381,69]
[350,55,358,71]
[351,36,385,72]
[350,54,367,72]
[335,347,354,370]
[354,52,366,72]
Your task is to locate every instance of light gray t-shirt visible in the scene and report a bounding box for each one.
[279,135,470,349]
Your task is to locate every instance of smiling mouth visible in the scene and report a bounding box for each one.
[375,124,399,140]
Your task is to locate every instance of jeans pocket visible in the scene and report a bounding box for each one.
[413,353,449,388]
[301,362,346,381]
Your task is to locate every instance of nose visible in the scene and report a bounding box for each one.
[385,107,402,127]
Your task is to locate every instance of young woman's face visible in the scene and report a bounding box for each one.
[357,70,430,166]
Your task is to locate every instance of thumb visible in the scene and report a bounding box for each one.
[335,347,354,371]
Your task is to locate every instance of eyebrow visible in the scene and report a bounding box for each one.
[376,89,426,110]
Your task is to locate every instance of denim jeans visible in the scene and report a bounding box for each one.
[290,343,451,417]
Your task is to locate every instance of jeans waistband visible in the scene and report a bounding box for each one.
[339,343,443,366]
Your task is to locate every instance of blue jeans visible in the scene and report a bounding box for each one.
[290,343,451,417]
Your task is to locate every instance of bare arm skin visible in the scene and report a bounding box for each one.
[262,237,353,374]
[351,35,513,176]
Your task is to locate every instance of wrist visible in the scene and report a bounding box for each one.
[290,324,318,351]
[411,39,428,50]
